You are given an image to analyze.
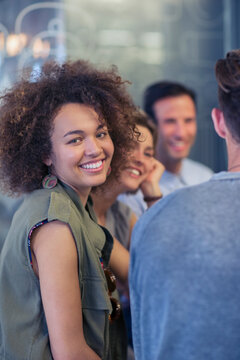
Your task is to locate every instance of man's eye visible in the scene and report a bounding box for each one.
[185,118,195,123]
[164,118,176,124]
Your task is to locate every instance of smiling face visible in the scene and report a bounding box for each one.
[119,125,155,192]
[46,103,114,202]
[153,95,197,172]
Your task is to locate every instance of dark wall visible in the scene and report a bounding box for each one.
[0,0,239,171]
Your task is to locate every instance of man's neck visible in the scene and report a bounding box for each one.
[156,148,184,174]
[227,139,240,172]
[160,157,183,174]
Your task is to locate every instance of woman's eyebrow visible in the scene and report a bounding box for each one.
[63,124,106,138]
[97,123,107,130]
[63,130,84,137]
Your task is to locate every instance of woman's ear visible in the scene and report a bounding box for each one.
[211,108,227,139]
[43,158,52,167]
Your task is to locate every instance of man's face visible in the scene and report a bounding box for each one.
[153,95,197,167]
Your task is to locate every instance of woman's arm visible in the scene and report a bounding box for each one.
[109,237,129,284]
[31,220,100,360]
[127,212,137,250]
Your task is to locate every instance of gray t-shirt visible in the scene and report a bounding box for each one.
[130,171,240,360]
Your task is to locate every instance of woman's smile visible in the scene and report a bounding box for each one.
[80,159,105,172]
[120,125,154,191]
[125,167,142,178]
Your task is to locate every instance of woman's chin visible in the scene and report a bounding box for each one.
[124,185,139,194]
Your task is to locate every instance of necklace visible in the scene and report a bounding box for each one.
[228,164,240,171]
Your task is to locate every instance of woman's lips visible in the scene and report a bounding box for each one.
[80,159,104,172]
[125,167,142,178]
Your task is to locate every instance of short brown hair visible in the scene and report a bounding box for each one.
[143,81,196,124]
[215,49,240,142]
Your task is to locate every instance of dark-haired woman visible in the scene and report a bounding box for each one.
[92,110,164,250]
[91,111,164,358]
[0,60,135,360]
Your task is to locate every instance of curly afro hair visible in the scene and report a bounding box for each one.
[0,60,137,195]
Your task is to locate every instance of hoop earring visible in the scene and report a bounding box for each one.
[42,173,58,189]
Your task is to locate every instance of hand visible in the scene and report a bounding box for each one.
[140,159,165,199]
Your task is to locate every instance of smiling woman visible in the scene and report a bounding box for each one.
[0,60,136,360]
[92,109,164,248]
[45,103,114,204]
[91,109,164,354]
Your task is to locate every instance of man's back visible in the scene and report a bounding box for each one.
[130,171,240,360]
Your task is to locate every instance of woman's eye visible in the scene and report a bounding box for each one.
[97,131,107,138]
[68,137,82,144]
[144,152,153,158]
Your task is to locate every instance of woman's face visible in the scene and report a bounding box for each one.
[120,124,155,191]
[46,103,114,200]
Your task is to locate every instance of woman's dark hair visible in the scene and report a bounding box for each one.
[215,49,240,142]
[0,60,137,195]
[133,108,157,150]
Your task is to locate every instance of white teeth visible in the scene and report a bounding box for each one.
[130,169,140,176]
[173,142,185,147]
[81,160,102,169]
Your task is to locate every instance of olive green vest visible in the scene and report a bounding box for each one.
[0,182,113,359]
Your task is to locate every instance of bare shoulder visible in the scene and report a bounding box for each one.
[30,220,77,278]
[31,220,73,248]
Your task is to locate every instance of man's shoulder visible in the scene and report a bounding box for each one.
[132,189,179,238]
[133,180,212,234]
[182,158,214,184]
[183,158,213,175]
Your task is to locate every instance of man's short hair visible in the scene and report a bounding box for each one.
[143,81,197,124]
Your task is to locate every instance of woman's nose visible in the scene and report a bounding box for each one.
[84,138,102,156]
[131,150,144,165]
